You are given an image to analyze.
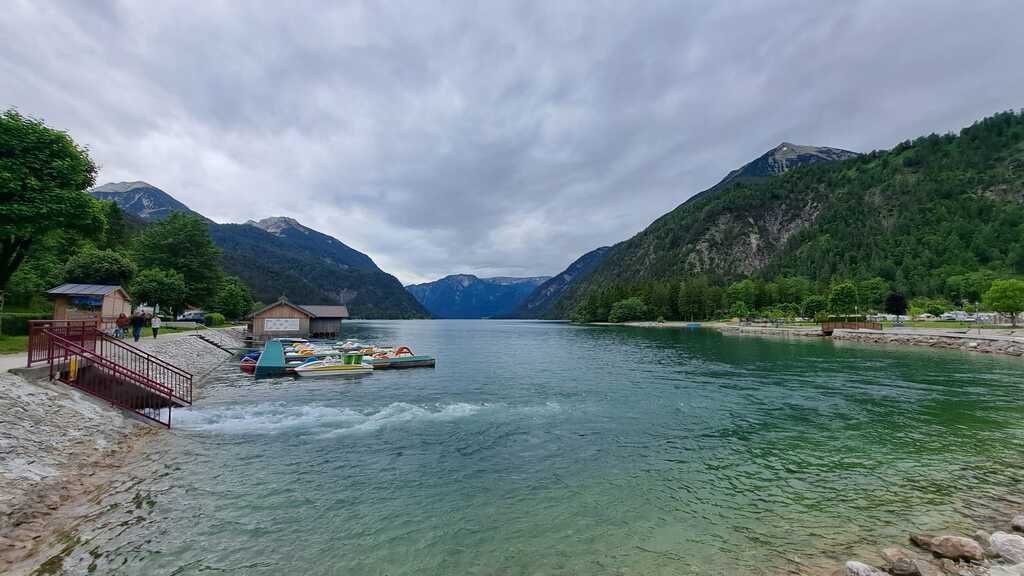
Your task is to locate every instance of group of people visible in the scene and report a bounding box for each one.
[114,310,162,342]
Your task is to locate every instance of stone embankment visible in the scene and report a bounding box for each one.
[713,323,824,337]
[0,327,243,571]
[826,517,1024,576]
[832,329,1024,357]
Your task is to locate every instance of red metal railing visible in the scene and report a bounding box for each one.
[28,319,98,367]
[28,321,193,427]
[94,335,192,405]
[46,331,181,427]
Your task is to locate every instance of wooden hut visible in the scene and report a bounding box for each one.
[47,283,132,332]
[303,305,350,338]
[250,298,349,340]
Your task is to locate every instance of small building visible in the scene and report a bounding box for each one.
[302,305,351,338]
[47,283,132,332]
[250,297,349,340]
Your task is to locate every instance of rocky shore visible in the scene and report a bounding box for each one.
[0,327,244,572]
[831,329,1024,357]
[704,323,1024,358]
[820,516,1024,576]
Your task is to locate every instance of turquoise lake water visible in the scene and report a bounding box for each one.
[37,321,1024,575]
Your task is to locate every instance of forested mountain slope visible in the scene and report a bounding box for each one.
[90,184,429,318]
[507,246,610,318]
[554,111,1024,319]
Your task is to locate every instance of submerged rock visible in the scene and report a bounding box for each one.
[879,546,925,576]
[1013,515,1024,533]
[990,563,1024,576]
[910,534,985,562]
[843,560,891,576]
[991,532,1024,564]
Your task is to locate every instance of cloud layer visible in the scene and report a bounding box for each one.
[4,1,1023,283]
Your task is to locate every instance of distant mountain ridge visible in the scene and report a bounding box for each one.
[90,181,205,221]
[551,111,1024,318]
[689,142,859,202]
[529,143,858,319]
[89,182,429,319]
[406,274,549,318]
[507,246,610,318]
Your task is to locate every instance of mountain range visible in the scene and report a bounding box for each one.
[548,111,1024,317]
[405,275,549,318]
[517,142,861,318]
[89,183,429,319]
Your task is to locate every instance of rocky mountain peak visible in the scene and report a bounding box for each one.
[248,216,308,236]
[90,181,156,193]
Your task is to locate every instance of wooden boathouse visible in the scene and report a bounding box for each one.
[249,297,349,340]
[47,283,133,332]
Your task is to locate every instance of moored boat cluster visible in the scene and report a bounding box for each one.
[239,338,436,378]
[834,515,1024,576]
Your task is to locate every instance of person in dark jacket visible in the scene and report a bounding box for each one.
[130,311,146,342]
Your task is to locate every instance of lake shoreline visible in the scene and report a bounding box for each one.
[4,322,1023,575]
[603,320,1024,358]
[0,328,244,575]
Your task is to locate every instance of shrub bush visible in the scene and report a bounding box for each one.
[0,313,39,336]
[607,297,648,323]
[203,312,226,326]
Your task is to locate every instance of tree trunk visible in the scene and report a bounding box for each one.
[0,236,33,289]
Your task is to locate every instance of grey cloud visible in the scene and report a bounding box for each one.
[3,0,1023,284]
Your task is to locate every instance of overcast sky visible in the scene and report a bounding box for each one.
[3,1,1023,284]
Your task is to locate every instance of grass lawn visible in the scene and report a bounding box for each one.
[0,335,28,354]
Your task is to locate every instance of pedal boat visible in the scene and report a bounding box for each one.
[365,346,436,369]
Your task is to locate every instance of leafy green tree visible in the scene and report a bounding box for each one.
[776,303,800,320]
[0,109,102,288]
[856,277,889,311]
[884,292,908,316]
[63,248,136,285]
[728,301,752,319]
[212,276,254,320]
[134,212,221,306]
[678,277,712,321]
[607,297,648,323]
[982,279,1024,326]
[98,201,130,250]
[726,279,756,309]
[130,268,186,316]
[828,282,859,315]
[800,295,828,319]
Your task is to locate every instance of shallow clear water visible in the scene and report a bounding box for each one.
[38,321,1024,575]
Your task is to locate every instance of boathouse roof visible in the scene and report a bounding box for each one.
[299,305,349,318]
[47,283,125,296]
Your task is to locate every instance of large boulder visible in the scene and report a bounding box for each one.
[991,532,1024,564]
[910,534,985,562]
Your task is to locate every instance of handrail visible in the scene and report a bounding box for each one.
[47,333,176,427]
[100,334,193,380]
[47,331,177,400]
[94,333,192,405]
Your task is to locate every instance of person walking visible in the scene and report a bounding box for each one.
[130,310,145,342]
[115,313,128,339]
[151,315,161,339]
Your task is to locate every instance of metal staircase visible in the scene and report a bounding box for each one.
[28,320,192,427]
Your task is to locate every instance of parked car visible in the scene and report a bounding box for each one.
[177,310,206,322]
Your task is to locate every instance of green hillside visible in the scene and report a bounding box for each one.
[556,110,1024,321]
